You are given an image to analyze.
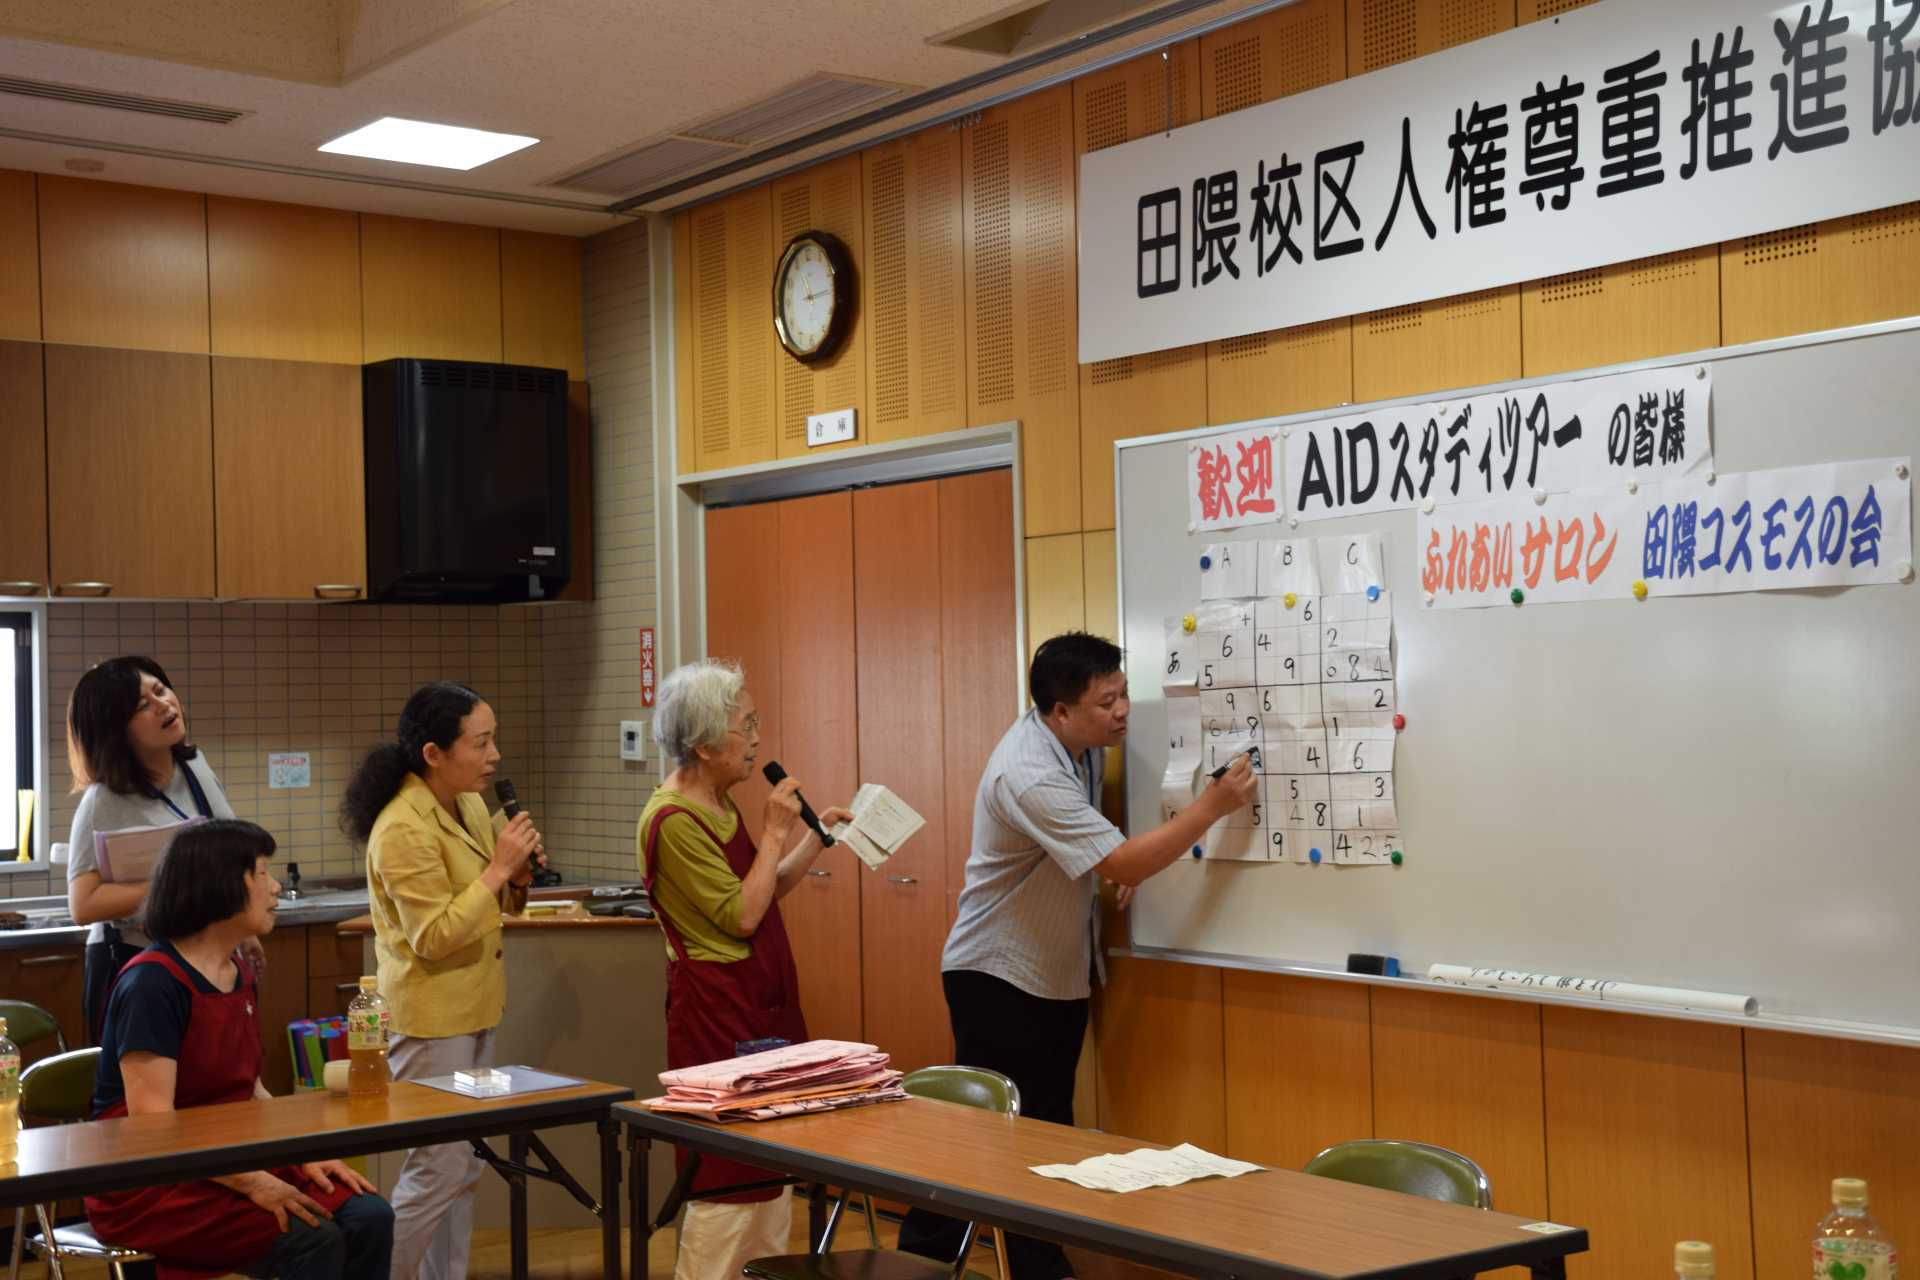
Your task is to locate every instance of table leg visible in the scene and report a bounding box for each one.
[600,1118,622,1280]
[629,1132,649,1280]
[509,1134,530,1280]
[808,1184,826,1252]
[1531,1257,1569,1280]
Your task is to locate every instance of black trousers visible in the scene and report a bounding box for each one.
[896,969,1090,1280]
[82,936,141,1045]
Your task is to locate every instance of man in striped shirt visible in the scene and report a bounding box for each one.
[899,632,1257,1280]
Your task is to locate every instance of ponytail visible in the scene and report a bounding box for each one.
[338,680,483,844]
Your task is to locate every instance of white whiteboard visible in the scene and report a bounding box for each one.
[1116,320,1920,1042]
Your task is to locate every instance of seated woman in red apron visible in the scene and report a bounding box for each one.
[638,660,853,1280]
[87,820,394,1280]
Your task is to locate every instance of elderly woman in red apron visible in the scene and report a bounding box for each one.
[638,659,853,1280]
[87,820,393,1280]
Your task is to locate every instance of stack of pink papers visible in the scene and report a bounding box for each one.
[644,1039,909,1122]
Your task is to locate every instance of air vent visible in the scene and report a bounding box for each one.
[546,135,745,196]
[680,74,912,146]
[0,74,245,124]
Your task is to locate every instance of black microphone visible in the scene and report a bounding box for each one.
[494,779,547,870]
[760,761,835,847]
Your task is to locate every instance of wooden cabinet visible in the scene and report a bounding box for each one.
[208,196,363,365]
[964,86,1080,537]
[772,157,867,457]
[502,231,585,380]
[0,169,39,342]
[38,176,209,354]
[212,357,365,600]
[45,345,216,599]
[257,924,312,1097]
[0,945,85,1053]
[0,341,47,595]
[307,922,366,981]
[1074,45,1207,532]
[862,126,967,445]
[361,214,504,365]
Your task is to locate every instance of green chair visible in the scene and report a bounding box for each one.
[742,1065,1022,1280]
[1304,1139,1492,1209]
[3,1001,70,1280]
[15,1048,155,1280]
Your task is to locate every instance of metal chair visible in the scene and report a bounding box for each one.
[1304,1139,1492,1209]
[13,1048,155,1280]
[742,1065,1023,1280]
[2,1001,69,1280]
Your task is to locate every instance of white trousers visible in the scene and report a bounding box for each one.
[674,1188,792,1280]
[388,1028,496,1280]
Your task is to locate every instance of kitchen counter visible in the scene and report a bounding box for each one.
[0,892,374,950]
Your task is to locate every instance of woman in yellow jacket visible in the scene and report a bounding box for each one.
[340,681,541,1280]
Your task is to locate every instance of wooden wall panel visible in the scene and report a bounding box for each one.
[1746,1031,1920,1280]
[1722,205,1920,346]
[1371,987,1548,1261]
[45,346,214,598]
[39,176,208,353]
[502,230,585,379]
[864,127,968,445]
[1075,44,1207,532]
[1348,0,1514,74]
[673,212,697,473]
[938,469,1018,913]
[1352,286,1522,403]
[1522,248,1719,377]
[854,481,953,1073]
[773,156,867,457]
[1209,320,1355,425]
[1518,0,1598,22]
[1082,530,1117,641]
[1543,1009,1752,1280]
[0,170,40,341]
[557,381,595,603]
[0,342,46,593]
[1222,971,1372,1171]
[1024,534,1086,661]
[207,196,362,365]
[1096,956,1225,1148]
[360,214,503,364]
[775,491,863,1043]
[212,357,364,599]
[966,86,1080,537]
[703,501,785,846]
[688,188,776,470]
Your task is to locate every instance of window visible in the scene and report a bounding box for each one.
[0,612,33,859]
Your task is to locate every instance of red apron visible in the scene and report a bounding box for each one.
[85,949,355,1280]
[643,802,808,1203]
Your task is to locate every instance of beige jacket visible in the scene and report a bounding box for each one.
[366,773,505,1038]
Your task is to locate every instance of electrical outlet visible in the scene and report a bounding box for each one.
[619,720,646,763]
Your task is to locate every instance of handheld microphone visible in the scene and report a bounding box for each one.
[493,779,547,870]
[760,761,835,847]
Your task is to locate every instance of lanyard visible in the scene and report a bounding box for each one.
[148,760,214,822]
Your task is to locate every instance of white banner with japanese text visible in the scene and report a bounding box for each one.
[1285,364,1711,521]
[1079,0,1920,363]
[1415,457,1912,608]
[1189,423,1286,531]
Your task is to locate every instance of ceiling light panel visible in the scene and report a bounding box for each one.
[319,117,538,171]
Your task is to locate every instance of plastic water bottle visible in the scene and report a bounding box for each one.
[1676,1241,1715,1280]
[345,977,391,1097]
[1814,1178,1899,1280]
[0,1018,18,1163]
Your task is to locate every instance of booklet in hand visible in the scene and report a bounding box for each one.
[96,817,206,884]
[829,784,926,870]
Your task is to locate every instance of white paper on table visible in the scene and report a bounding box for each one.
[1031,1143,1264,1193]
[1256,540,1323,596]
[1198,542,1258,599]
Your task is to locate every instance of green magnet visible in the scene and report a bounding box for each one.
[1509,587,1525,605]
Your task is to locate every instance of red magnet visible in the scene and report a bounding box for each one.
[1391,713,1405,730]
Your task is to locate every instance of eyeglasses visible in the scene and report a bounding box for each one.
[728,715,762,737]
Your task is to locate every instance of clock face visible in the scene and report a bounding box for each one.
[777,238,838,359]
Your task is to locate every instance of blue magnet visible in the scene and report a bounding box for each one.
[1200,554,1213,570]
[1191,844,1204,859]
[1309,847,1322,864]
[1366,584,1382,601]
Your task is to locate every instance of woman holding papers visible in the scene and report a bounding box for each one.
[639,660,853,1280]
[64,655,241,1042]
[341,680,541,1280]
[87,819,395,1280]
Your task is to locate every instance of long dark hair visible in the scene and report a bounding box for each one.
[339,681,484,843]
[143,819,275,942]
[66,656,200,795]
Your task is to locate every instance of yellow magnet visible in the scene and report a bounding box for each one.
[1283,592,1297,609]
[1182,613,1196,632]
[1632,580,1649,600]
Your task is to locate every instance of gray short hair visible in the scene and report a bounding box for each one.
[652,660,746,769]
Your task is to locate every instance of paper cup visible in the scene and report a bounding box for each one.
[323,1060,351,1094]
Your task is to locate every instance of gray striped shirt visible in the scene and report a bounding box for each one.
[941,709,1125,1000]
